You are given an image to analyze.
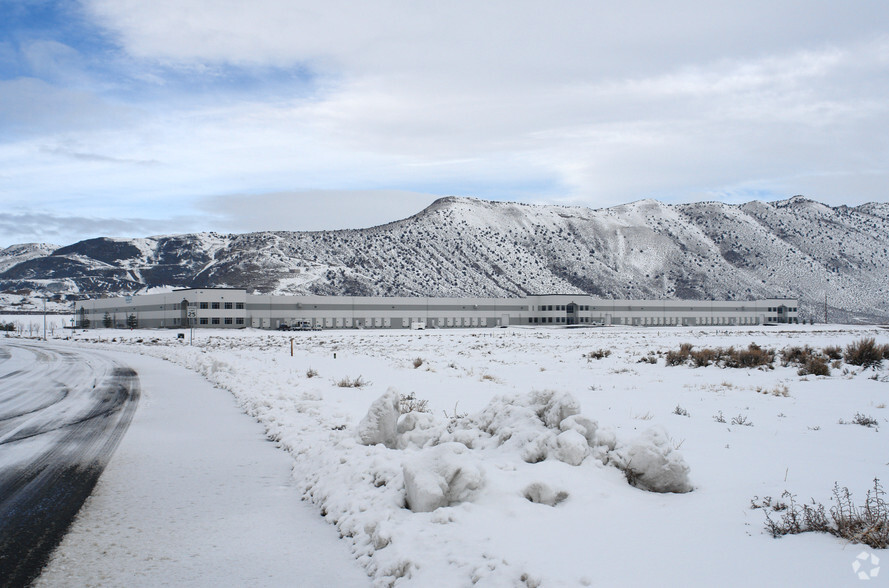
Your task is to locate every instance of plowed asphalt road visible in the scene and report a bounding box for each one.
[0,340,139,588]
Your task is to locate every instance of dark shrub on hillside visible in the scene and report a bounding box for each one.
[844,338,883,369]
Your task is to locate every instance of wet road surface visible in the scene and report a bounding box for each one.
[0,341,139,588]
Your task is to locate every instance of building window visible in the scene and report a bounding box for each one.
[211,317,220,325]
[236,302,245,309]
[200,318,208,325]
[200,302,209,309]
[235,318,244,325]
[211,302,220,309]
[224,302,233,309]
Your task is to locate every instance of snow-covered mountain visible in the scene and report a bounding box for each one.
[2,196,887,322]
[0,243,59,274]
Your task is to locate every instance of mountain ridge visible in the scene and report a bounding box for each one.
[1,196,887,323]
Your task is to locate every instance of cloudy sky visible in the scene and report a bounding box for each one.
[1,1,887,247]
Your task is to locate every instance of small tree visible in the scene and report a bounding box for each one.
[126,314,138,329]
[103,312,113,328]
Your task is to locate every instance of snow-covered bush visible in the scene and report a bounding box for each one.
[610,427,693,493]
[559,414,598,445]
[468,389,587,463]
[361,386,691,509]
[395,411,445,450]
[402,443,485,512]
[357,389,401,448]
[554,429,588,466]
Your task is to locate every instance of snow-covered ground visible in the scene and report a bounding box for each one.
[28,325,889,586]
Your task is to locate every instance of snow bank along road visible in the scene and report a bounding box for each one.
[0,340,139,588]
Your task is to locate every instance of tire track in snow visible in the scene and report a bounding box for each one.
[0,342,140,588]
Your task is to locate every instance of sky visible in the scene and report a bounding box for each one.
[1,0,888,248]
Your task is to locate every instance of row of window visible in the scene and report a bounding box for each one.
[535,305,592,312]
[197,302,245,310]
[767,307,797,313]
[529,317,596,324]
[198,317,245,325]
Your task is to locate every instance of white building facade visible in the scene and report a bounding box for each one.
[74,289,799,330]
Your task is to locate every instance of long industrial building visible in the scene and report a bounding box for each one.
[73,289,799,329]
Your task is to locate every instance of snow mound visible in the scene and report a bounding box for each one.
[610,426,693,493]
[554,429,589,466]
[560,414,598,445]
[523,482,569,506]
[402,443,485,512]
[357,389,401,448]
[395,411,446,450]
[467,389,592,464]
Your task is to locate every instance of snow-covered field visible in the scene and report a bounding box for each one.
[32,325,889,586]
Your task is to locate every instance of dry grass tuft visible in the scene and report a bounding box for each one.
[335,375,369,388]
[399,392,430,413]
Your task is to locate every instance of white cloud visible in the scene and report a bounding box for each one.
[0,211,197,248]
[197,190,442,232]
[1,1,887,246]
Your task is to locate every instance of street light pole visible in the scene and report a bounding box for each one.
[43,297,47,341]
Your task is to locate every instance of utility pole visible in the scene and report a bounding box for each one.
[43,297,47,341]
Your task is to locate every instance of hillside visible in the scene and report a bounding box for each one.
[1,196,887,322]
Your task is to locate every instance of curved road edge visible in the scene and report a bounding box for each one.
[0,341,140,588]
